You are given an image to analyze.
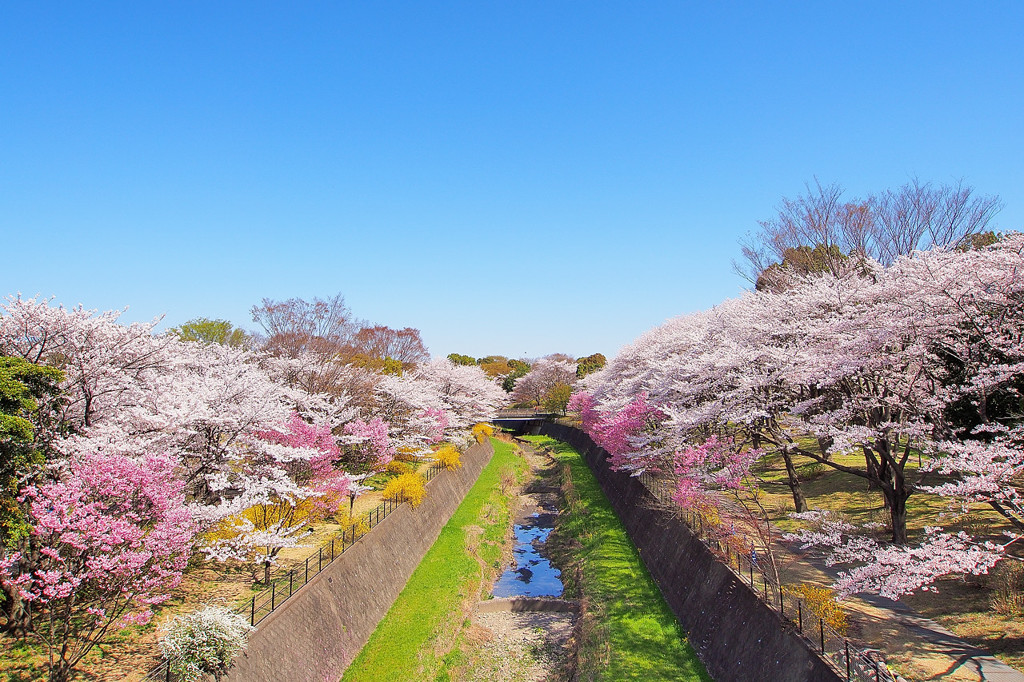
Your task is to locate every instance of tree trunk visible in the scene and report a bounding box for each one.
[263,560,271,586]
[816,436,833,462]
[49,661,71,682]
[888,488,909,545]
[864,447,879,491]
[780,449,808,513]
[873,438,908,543]
[0,585,32,636]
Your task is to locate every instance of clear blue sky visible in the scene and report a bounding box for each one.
[2,2,1022,359]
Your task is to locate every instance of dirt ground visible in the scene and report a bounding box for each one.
[459,610,576,682]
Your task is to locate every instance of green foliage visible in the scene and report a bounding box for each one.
[342,439,526,682]
[170,318,250,348]
[0,357,63,546]
[959,231,1002,251]
[446,353,477,366]
[576,352,607,378]
[756,243,849,291]
[477,356,515,378]
[543,382,573,415]
[381,356,403,376]
[501,363,529,392]
[0,357,62,438]
[527,436,709,681]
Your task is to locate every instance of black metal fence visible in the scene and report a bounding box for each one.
[143,461,446,681]
[638,472,898,682]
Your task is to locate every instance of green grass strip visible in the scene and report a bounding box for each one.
[523,435,710,682]
[342,438,526,682]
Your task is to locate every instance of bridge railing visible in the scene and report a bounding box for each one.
[495,409,560,419]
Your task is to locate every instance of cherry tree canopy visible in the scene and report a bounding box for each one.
[577,236,1024,597]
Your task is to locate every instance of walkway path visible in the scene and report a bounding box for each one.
[780,542,1024,681]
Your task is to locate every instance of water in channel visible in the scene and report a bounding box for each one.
[492,497,564,598]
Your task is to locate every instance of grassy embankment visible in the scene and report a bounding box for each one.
[522,435,710,682]
[342,437,527,682]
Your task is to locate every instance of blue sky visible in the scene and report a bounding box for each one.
[2,2,1022,359]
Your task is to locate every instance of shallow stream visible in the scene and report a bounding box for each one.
[492,496,564,598]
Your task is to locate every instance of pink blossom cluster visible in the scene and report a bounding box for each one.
[423,407,448,444]
[786,511,1006,599]
[672,436,761,508]
[569,391,666,473]
[511,358,577,407]
[0,451,195,628]
[261,413,357,512]
[343,417,396,469]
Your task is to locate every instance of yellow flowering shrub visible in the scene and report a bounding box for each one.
[204,496,321,583]
[785,583,848,633]
[472,423,494,443]
[434,444,462,470]
[335,511,369,539]
[381,472,426,507]
[385,460,413,476]
[394,446,423,463]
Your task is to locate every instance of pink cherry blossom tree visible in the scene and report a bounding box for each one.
[0,450,196,682]
[342,417,395,470]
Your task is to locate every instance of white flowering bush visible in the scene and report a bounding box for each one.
[160,606,255,682]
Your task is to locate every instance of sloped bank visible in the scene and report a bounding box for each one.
[223,439,495,682]
[524,435,709,681]
[527,421,840,682]
[341,438,527,681]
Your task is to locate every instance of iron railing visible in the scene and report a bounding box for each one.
[638,472,898,682]
[143,461,446,681]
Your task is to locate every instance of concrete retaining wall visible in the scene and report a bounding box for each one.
[534,421,840,682]
[224,440,494,682]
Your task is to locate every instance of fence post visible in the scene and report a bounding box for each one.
[763,576,768,601]
[820,617,825,653]
[271,582,276,611]
[166,659,171,682]
[289,570,293,597]
[251,595,255,626]
[874,660,880,681]
[845,640,851,681]
[305,557,309,583]
[331,537,335,561]
[319,546,323,572]
[798,600,803,632]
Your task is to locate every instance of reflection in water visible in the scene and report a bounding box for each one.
[492,513,563,598]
